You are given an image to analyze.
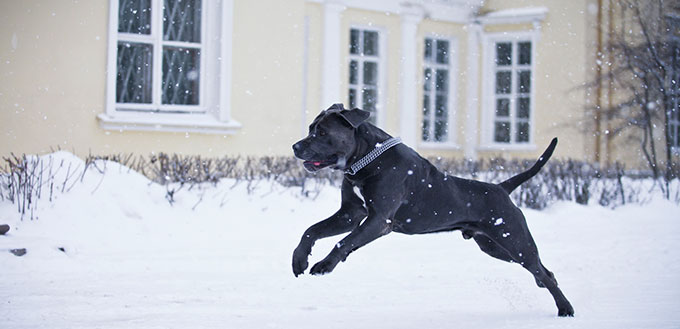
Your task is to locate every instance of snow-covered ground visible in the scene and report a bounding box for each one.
[1,152,679,329]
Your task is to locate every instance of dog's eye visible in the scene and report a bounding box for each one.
[318,129,327,137]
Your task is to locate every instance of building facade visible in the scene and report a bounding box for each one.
[1,0,605,165]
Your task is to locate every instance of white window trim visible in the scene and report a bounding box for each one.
[348,25,387,128]
[419,34,460,150]
[321,2,345,108]
[477,7,548,26]
[307,0,483,24]
[480,30,538,151]
[99,0,240,134]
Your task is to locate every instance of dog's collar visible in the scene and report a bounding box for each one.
[345,137,402,176]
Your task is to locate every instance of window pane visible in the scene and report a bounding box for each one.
[423,68,432,91]
[116,42,153,104]
[163,0,201,43]
[349,60,358,85]
[349,88,357,108]
[350,29,360,54]
[363,61,378,86]
[423,93,431,142]
[496,98,509,117]
[422,119,431,142]
[435,95,447,119]
[435,95,448,141]
[423,94,431,117]
[435,69,448,91]
[516,122,530,142]
[363,31,379,56]
[118,0,151,34]
[162,47,200,105]
[424,38,433,61]
[362,88,377,111]
[518,97,530,118]
[495,42,512,66]
[494,121,510,143]
[434,119,447,142]
[518,70,531,93]
[519,42,532,65]
[495,71,511,94]
[436,40,449,64]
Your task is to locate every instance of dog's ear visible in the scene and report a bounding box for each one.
[326,103,345,112]
[338,108,371,128]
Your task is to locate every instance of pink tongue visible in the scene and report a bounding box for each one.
[313,161,322,166]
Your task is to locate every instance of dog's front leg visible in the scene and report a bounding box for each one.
[309,182,403,276]
[309,210,394,276]
[292,179,366,277]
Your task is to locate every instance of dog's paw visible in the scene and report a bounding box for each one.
[558,303,575,317]
[292,247,310,277]
[309,258,338,276]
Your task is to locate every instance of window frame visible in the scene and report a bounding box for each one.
[100,0,240,134]
[671,40,680,152]
[480,31,538,150]
[347,25,386,128]
[671,99,680,151]
[420,35,458,149]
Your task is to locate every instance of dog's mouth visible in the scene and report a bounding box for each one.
[302,155,338,172]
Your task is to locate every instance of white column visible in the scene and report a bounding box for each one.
[219,0,234,122]
[398,8,423,147]
[321,1,345,108]
[464,22,482,160]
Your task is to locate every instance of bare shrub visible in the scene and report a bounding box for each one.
[1,154,82,220]
[1,152,675,220]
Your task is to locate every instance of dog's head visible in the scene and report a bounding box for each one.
[293,104,371,172]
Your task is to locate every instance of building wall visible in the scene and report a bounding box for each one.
[1,0,602,167]
[303,3,324,139]
[0,0,307,158]
[476,0,591,161]
[1,1,109,156]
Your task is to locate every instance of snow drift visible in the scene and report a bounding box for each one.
[1,152,679,328]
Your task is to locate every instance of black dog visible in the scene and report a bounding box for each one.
[292,104,574,317]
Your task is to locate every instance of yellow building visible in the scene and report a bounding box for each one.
[1,0,658,169]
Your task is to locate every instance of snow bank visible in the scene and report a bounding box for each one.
[1,152,679,328]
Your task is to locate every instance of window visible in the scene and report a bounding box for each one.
[348,28,380,125]
[489,39,533,144]
[116,0,202,110]
[422,38,452,143]
[101,0,239,134]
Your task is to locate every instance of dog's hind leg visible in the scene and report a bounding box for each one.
[472,232,553,290]
[482,212,574,317]
[521,258,574,317]
[472,234,515,263]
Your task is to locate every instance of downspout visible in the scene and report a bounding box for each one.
[606,0,614,168]
[595,0,603,164]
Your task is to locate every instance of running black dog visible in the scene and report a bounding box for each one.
[291,104,574,317]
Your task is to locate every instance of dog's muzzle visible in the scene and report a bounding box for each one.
[293,141,338,172]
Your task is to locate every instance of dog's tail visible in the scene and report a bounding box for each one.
[498,137,558,194]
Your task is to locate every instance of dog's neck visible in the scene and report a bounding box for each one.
[346,124,393,172]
